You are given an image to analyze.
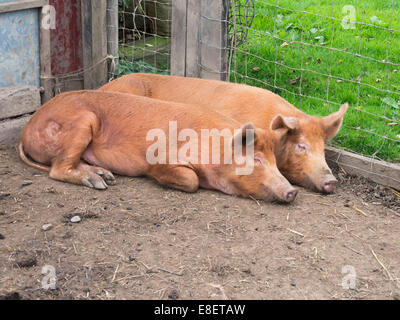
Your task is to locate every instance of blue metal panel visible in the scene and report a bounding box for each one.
[0,0,40,87]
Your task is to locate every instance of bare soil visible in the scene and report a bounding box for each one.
[0,146,399,300]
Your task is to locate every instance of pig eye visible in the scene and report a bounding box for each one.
[295,143,309,154]
[254,156,265,166]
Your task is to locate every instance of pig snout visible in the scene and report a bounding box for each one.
[266,174,298,203]
[284,187,298,203]
[322,176,337,193]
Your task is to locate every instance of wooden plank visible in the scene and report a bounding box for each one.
[199,0,228,81]
[81,0,93,89]
[325,146,400,191]
[49,0,83,76]
[171,0,187,76]
[0,86,41,120]
[39,0,54,103]
[185,0,201,78]
[0,0,46,13]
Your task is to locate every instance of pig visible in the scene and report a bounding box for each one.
[100,73,349,193]
[18,91,298,203]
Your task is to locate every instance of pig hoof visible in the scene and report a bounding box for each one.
[82,173,108,190]
[96,169,116,186]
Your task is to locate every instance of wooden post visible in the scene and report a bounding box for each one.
[171,0,187,76]
[39,0,54,103]
[171,0,228,80]
[106,0,119,79]
[200,0,228,81]
[81,0,109,89]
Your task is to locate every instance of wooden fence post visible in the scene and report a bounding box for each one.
[39,0,54,103]
[199,0,228,80]
[106,0,119,79]
[81,0,109,89]
[171,0,187,76]
[171,0,228,80]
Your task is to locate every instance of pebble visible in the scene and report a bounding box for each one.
[42,224,53,231]
[70,216,81,223]
[168,289,179,300]
[291,281,296,287]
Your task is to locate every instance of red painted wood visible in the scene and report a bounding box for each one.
[50,0,83,76]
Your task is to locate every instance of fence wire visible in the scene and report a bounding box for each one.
[223,0,399,164]
[115,0,172,78]
[109,0,399,185]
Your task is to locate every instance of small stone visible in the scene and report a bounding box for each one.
[70,216,81,223]
[42,224,53,231]
[291,281,296,287]
[0,234,4,240]
[168,289,179,300]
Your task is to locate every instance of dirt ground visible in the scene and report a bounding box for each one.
[0,145,399,300]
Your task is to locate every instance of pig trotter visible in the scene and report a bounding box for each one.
[78,162,116,186]
[49,162,115,190]
[96,169,116,186]
[82,172,108,190]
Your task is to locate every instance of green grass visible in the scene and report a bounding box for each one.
[119,36,171,75]
[118,60,170,76]
[231,0,400,161]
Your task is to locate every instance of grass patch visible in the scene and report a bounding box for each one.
[231,0,400,161]
[118,36,171,75]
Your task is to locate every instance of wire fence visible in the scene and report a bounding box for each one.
[113,0,399,165]
[226,0,400,163]
[116,0,172,78]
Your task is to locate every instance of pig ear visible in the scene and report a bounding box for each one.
[270,115,299,132]
[232,122,256,148]
[321,103,349,140]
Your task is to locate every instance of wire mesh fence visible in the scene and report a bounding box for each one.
[110,0,399,169]
[115,0,172,78]
[226,0,400,163]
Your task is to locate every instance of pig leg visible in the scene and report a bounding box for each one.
[148,165,199,193]
[48,122,111,189]
[50,159,112,190]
